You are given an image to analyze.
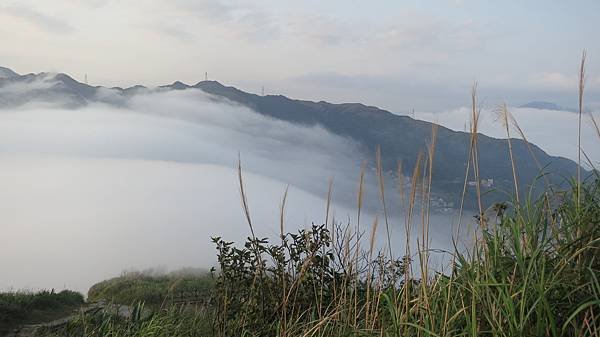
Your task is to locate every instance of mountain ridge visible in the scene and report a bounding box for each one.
[0,66,19,79]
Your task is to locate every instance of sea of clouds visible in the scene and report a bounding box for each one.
[0,87,459,292]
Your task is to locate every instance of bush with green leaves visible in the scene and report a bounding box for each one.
[211,223,408,337]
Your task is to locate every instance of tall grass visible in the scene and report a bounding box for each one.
[87,269,214,308]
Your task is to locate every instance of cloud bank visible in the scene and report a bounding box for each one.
[0,89,458,293]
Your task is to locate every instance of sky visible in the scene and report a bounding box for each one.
[1,0,600,112]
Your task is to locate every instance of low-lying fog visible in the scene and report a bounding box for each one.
[0,89,460,293]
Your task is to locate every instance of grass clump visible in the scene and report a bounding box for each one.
[35,303,213,337]
[0,289,84,334]
[87,268,214,308]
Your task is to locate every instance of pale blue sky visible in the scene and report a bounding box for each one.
[1,0,598,111]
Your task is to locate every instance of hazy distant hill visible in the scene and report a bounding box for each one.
[519,101,575,112]
[0,66,19,79]
[0,68,585,207]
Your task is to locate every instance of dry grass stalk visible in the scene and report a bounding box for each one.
[364,216,378,325]
[397,160,406,215]
[589,111,600,140]
[237,154,256,240]
[376,146,393,260]
[419,124,438,312]
[425,125,438,257]
[578,49,587,211]
[470,83,484,226]
[324,177,335,309]
[407,151,424,240]
[457,126,474,239]
[581,149,598,172]
[457,83,482,239]
[497,103,520,204]
[280,185,289,337]
[402,150,423,326]
[354,161,366,327]
[237,155,270,332]
[325,178,333,229]
[509,116,551,188]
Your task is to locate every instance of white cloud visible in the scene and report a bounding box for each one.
[1,3,74,33]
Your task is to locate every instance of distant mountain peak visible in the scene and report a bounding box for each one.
[159,81,190,90]
[194,80,228,89]
[519,101,574,112]
[170,79,230,89]
[0,66,19,79]
[54,72,78,82]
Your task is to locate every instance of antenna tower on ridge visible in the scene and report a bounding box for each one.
[205,72,208,81]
